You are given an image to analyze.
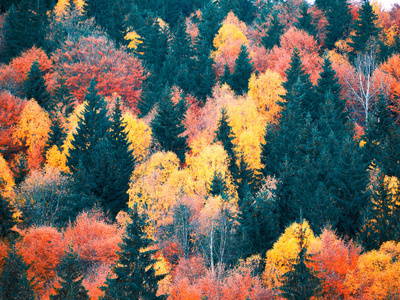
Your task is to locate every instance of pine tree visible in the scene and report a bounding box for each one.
[66,79,128,220]
[349,0,380,56]
[262,10,285,50]
[137,74,164,117]
[228,44,254,96]
[45,113,67,152]
[50,245,89,300]
[220,63,231,86]
[151,87,189,163]
[23,60,51,110]
[325,0,353,50]
[208,171,229,197]
[197,1,222,50]
[295,2,317,38]
[100,207,167,300]
[279,222,322,300]
[85,0,110,31]
[107,98,136,217]
[0,244,35,300]
[215,108,239,181]
[51,68,75,118]
[0,193,17,241]
[360,172,400,251]
[315,0,330,12]
[363,94,400,178]
[2,0,48,63]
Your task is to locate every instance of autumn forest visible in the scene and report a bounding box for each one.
[1,0,400,299]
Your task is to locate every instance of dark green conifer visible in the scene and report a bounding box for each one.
[23,60,51,110]
[0,244,35,300]
[208,171,229,197]
[228,44,254,95]
[262,10,285,50]
[220,63,231,86]
[363,94,400,178]
[295,2,317,38]
[349,0,380,56]
[325,0,353,50]
[50,245,89,300]
[2,0,48,63]
[215,108,239,181]
[0,193,17,241]
[360,172,400,251]
[197,1,222,50]
[45,114,66,153]
[137,74,164,117]
[51,68,75,118]
[100,207,167,300]
[151,87,189,163]
[279,222,322,300]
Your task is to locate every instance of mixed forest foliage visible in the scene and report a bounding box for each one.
[1,0,400,299]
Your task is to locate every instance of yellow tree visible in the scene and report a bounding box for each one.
[263,220,317,290]
[0,154,15,198]
[13,100,51,170]
[248,70,285,125]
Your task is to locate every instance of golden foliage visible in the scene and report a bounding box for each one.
[0,154,15,198]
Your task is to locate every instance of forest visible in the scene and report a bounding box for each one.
[1,0,400,299]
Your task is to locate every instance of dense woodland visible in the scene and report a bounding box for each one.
[1,0,400,298]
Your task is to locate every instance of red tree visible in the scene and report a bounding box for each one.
[52,36,145,112]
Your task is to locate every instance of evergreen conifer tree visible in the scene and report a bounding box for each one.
[208,171,229,197]
[215,108,239,181]
[325,0,353,50]
[349,0,380,57]
[51,68,75,118]
[363,94,400,178]
[0,244,35,300]
[100,207,166,300]
[46,114,67,151]
[2,0,48,63]
[279,222,322,300]
[66,79,131,220]
[228,44,254,95]
[151,87,189,163]
[137,74,164,117]
[197,1,222,50]
[23,60,51,110]
[360,172,400,251]
[295,2,317,38]
[0,193,16,241]
[262,10,285,50]
[220,63,231,86]
[50,245,89,300]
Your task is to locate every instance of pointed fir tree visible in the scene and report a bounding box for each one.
[100,206,167,300]
[51,68,75,118]
[50,245,89,300]
[215,108,239,182]
[0,192,17,241]
[2,0,48,63]
[262,10,285,51]
[279,222,322,300]
[208,171,229,197]
[360,172,400,251]
[151,86,189,163]
[363,94,400,178]
[197,0,222,50]
[46,114,67,152]
[295,2,317,38]
[107,98,136,217]
[349,0,380,57]
[315,0,330,12]
[220,63,231,86]
[0,244,35,300]
[325,0,353,50]
[228,44,254,96]
[137,74,164,117]
[23,60,51,110]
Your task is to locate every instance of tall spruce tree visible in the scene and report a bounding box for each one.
[363,94,400,178]
[2,0,48,63]
[23,60,51,110]
[100,207,166,300]
[50,245,89,300]
[325,0,353,50]
[0,244,35,300]
[261,52,369,237]
[215,108,239,181]
[228,44,254,96]
[349,0,380,57]
[66,79,133,220]
[151,87,189,163]
[360,172,400,251]
[279,222,322,300]
[262,10,285,51]
[0,193,17,241]
[197,0,222,50]
[295,2,317,38]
